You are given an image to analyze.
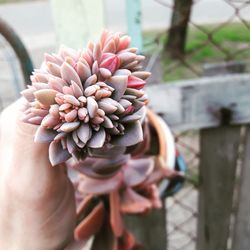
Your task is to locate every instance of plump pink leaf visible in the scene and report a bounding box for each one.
[87,97,98,118]
[49,140,71,166]
[127,76,145,90]
[131,71,151,80]
[87,145,126,158]
[93,43,102,62]
[41,114,60,128]
[60,121,80,133]
[88,128,106,148]
[71,81,83,98]
[47,62,61,77]
[74,202,105,240]
[34,89,57,106]
[78,173,122,195]
[103,39,116,53]
[77,124,91,144]
[120,188,152,214]
[110,190,124,237]
[111,121,143,147]
[61,62,82,88]
[106,75,128,101]
[66,135,77,154]
[123,158,154,187]
[99,67,112,78]
[117,35,131,51]
[34,126,56,143]
[76,62,91,82]
[21,87,36,102]
[100,54,120,74]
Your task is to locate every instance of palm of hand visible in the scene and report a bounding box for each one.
[0,100,76,250]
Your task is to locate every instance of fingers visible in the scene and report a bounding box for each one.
[0,99,70,213]
[0,99,49,161]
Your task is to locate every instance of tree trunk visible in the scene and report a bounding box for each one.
[165,0,193,59]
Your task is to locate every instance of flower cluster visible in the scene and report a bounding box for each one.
[21,31,151,166]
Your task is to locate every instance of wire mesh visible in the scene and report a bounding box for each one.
[0,33,23,110]
[165,130,199,250]
[145,1,250,249]
[144,0,250,82]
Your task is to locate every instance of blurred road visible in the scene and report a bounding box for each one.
[0,0,249,101]
[0,0,249,54]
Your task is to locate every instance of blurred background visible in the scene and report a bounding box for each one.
[0,0,249,249]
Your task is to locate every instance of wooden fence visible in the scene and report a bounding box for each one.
[127,73,250,250]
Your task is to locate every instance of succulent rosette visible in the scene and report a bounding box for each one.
[70,152,172,250]
[21,31,151,166]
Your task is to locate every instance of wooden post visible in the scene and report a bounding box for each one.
[124,126,167,250]
[125,204,167,250]
[126,0,143,52]
[196,64,246,250]
[232,125,250,250]
[165,0,193,59]
[197,126,241,250]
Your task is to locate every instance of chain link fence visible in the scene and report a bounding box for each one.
[144,0,250,82]
[145,1,250,250]
[0,34,22,110]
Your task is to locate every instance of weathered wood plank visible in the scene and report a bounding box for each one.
[232,125,250,250]
[147,74,250,130]
[197,126,241,250]
[125,204,167,250]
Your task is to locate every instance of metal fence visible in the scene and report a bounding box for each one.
[0,34,22,109]
[0,1,250,250]
[145,1,250,250]
[144,0,250,82]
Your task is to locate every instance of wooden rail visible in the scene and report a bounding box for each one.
[148,73,250,250]
[147,73,250,131]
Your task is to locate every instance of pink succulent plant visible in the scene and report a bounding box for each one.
[20,31,178,250]
[68,132,178,250]
[70,155,172,250]
[21,31,151,166]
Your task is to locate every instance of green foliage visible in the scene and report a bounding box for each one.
[144,23,250,82]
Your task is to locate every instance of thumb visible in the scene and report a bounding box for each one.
[0,99,66,190]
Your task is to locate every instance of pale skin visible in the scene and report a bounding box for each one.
[0,99,76,250]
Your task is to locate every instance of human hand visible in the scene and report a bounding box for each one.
[0,99,76,250]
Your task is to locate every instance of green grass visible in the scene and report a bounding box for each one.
[144,23,250,81]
